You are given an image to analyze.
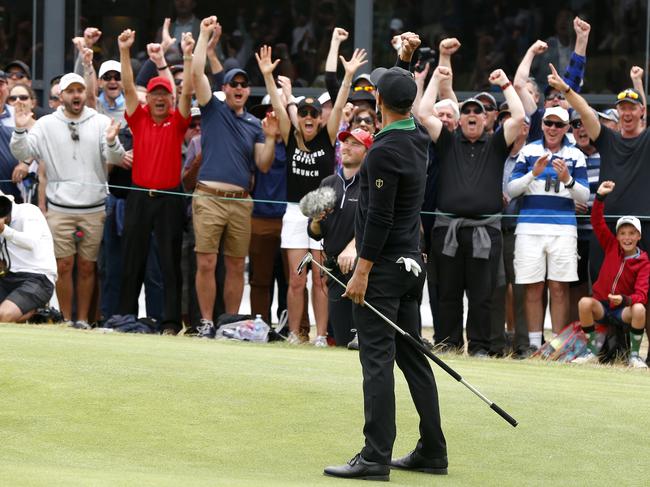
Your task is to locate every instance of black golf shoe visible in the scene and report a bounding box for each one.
[390,450,448,475]
[324,454,390,481]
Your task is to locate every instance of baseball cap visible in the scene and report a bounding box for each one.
[97,60,121,79]
[4,60,31,79]
[190,106,201,118]
[615,88,642,106]
[337,127,373,149]
[543,106,570,123]
[369,66,416,110]
[353,73,374,87]
[169,64,184,75]
[146,76,173,93]
[59,73,86,91]
[297,97,322,114]
[460,98,486,113]
[0,70,6,81]
[475,91,497,109]
[223,68,249,85]
[599,109,620,123]
[318,91,331,106]
[616,216,642,235]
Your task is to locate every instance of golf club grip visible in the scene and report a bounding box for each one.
[490,403,518,427]
[403,333,463,382]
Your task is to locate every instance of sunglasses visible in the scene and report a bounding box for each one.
[298,107,320,118]
[67,122,79,141]
[189,121,200,129]
[174,78,183,86]
[8,72,27,80]
[617,89,639,100]
[543,120,567,129]
[49,95,60,101]
[461,106,483,115]
[101,73,121,82]
[545,92,565,101]
[570,120,583,129]
[353,85,374,92]
[482,104,497,112]
[7,94,29,102]
[228,80,249,88]
[353,115,374,125]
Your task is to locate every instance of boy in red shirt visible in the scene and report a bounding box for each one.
[573,181,649,368]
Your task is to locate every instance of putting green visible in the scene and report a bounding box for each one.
[0,324,648,486]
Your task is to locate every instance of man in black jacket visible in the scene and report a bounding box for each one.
[308,128,371,347]
[324,61,448,481]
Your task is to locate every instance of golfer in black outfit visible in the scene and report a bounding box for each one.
[324,65,447,481]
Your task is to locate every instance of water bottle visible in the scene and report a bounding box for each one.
[253,314,266,341]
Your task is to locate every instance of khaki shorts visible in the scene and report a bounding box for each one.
[192,189,253,256]
[46,209,106,261]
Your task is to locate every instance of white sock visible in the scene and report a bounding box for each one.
[529,331,543,349]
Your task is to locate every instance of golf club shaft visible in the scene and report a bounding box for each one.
[309,257,518,428]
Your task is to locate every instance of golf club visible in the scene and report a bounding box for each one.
[297,252,518,428]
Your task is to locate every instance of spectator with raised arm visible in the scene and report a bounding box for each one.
[117,29,193,335]
[190,16,275,338]
[514,16,591,142]
[548,63,650,366]
[256,43,366,345]
[10,73,124,329]
[419,65,524,356]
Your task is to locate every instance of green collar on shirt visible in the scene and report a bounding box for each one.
[376,117,415,136]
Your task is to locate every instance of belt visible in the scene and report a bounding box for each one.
[196,183,249,199]
[133,185,182,198]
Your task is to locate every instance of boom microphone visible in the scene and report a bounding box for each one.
[299,186,337,219]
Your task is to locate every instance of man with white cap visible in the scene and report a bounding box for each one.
[10,72,125,328]
[95,60,126,124]
[508,105,589,351]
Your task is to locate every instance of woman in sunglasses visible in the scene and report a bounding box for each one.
[349,108,378,135]
[256,44,367,346]
[6,85,37,122]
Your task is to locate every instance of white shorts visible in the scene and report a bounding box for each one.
[281,204,322,250]
[514,234,578,284]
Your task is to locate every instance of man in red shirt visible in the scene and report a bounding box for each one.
[116,28,193,333]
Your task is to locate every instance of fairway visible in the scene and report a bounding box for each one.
[1,324,648,487]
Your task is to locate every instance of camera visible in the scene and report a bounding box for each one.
[415,47,437,73]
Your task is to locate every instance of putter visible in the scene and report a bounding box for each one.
[297,253,518,428]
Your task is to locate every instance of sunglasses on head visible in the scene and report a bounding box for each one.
[228,80,249,88]
[353,115,374,125]
[101,73,121,82]
[298,107,320,118]
[543,119,567,129]
[353,85,374,92]
[617,89,639,100]
[545,92,565,101]
[461,106,483,115]
[8,72,27,80]
[570,119,583,129]
[7,94,29,102]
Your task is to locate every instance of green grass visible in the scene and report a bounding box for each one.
[0,324,649,487]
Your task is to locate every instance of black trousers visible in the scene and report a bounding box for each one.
[432,225,502,354]
[119,189,185,331]
[327,266,355,346]
[354,258,446,464]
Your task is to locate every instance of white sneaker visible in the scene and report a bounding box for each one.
[287,332,302,345]
[572,351,598,364]
[313,335,328,348]
[628,354,648,369]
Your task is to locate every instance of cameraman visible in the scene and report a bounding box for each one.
[308,128,372,347]
[0,194,57,322]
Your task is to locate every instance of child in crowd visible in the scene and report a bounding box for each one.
[573,181,649,368]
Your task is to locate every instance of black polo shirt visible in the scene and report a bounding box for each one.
[434,126,511,217]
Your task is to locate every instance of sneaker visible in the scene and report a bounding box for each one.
[347,333,359,351]
[287,332,302,345]
[71,320,92,330]
[197,319,215,339]
[628,354,648,369]
[571,351,598,364]
[314,335,328,348]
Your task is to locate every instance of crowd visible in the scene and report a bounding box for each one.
[0,10,649,369]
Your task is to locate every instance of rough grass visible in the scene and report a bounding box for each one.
[0,324,648,487]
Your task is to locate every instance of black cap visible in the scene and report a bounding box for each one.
[4,60,31,79]
[615,88,642,106]
[369,67,416,110]
[297,97,322,114]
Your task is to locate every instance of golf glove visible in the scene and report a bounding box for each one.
[396,257,421,277]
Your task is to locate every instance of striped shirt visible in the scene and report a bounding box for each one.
[508,137,589,237]
[577,150,601,235]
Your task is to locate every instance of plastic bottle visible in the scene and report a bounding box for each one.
[253,314,266,341]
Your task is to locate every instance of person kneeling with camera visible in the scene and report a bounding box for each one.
[0,194,57,322]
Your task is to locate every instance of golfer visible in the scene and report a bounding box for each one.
[323,65,447,480]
